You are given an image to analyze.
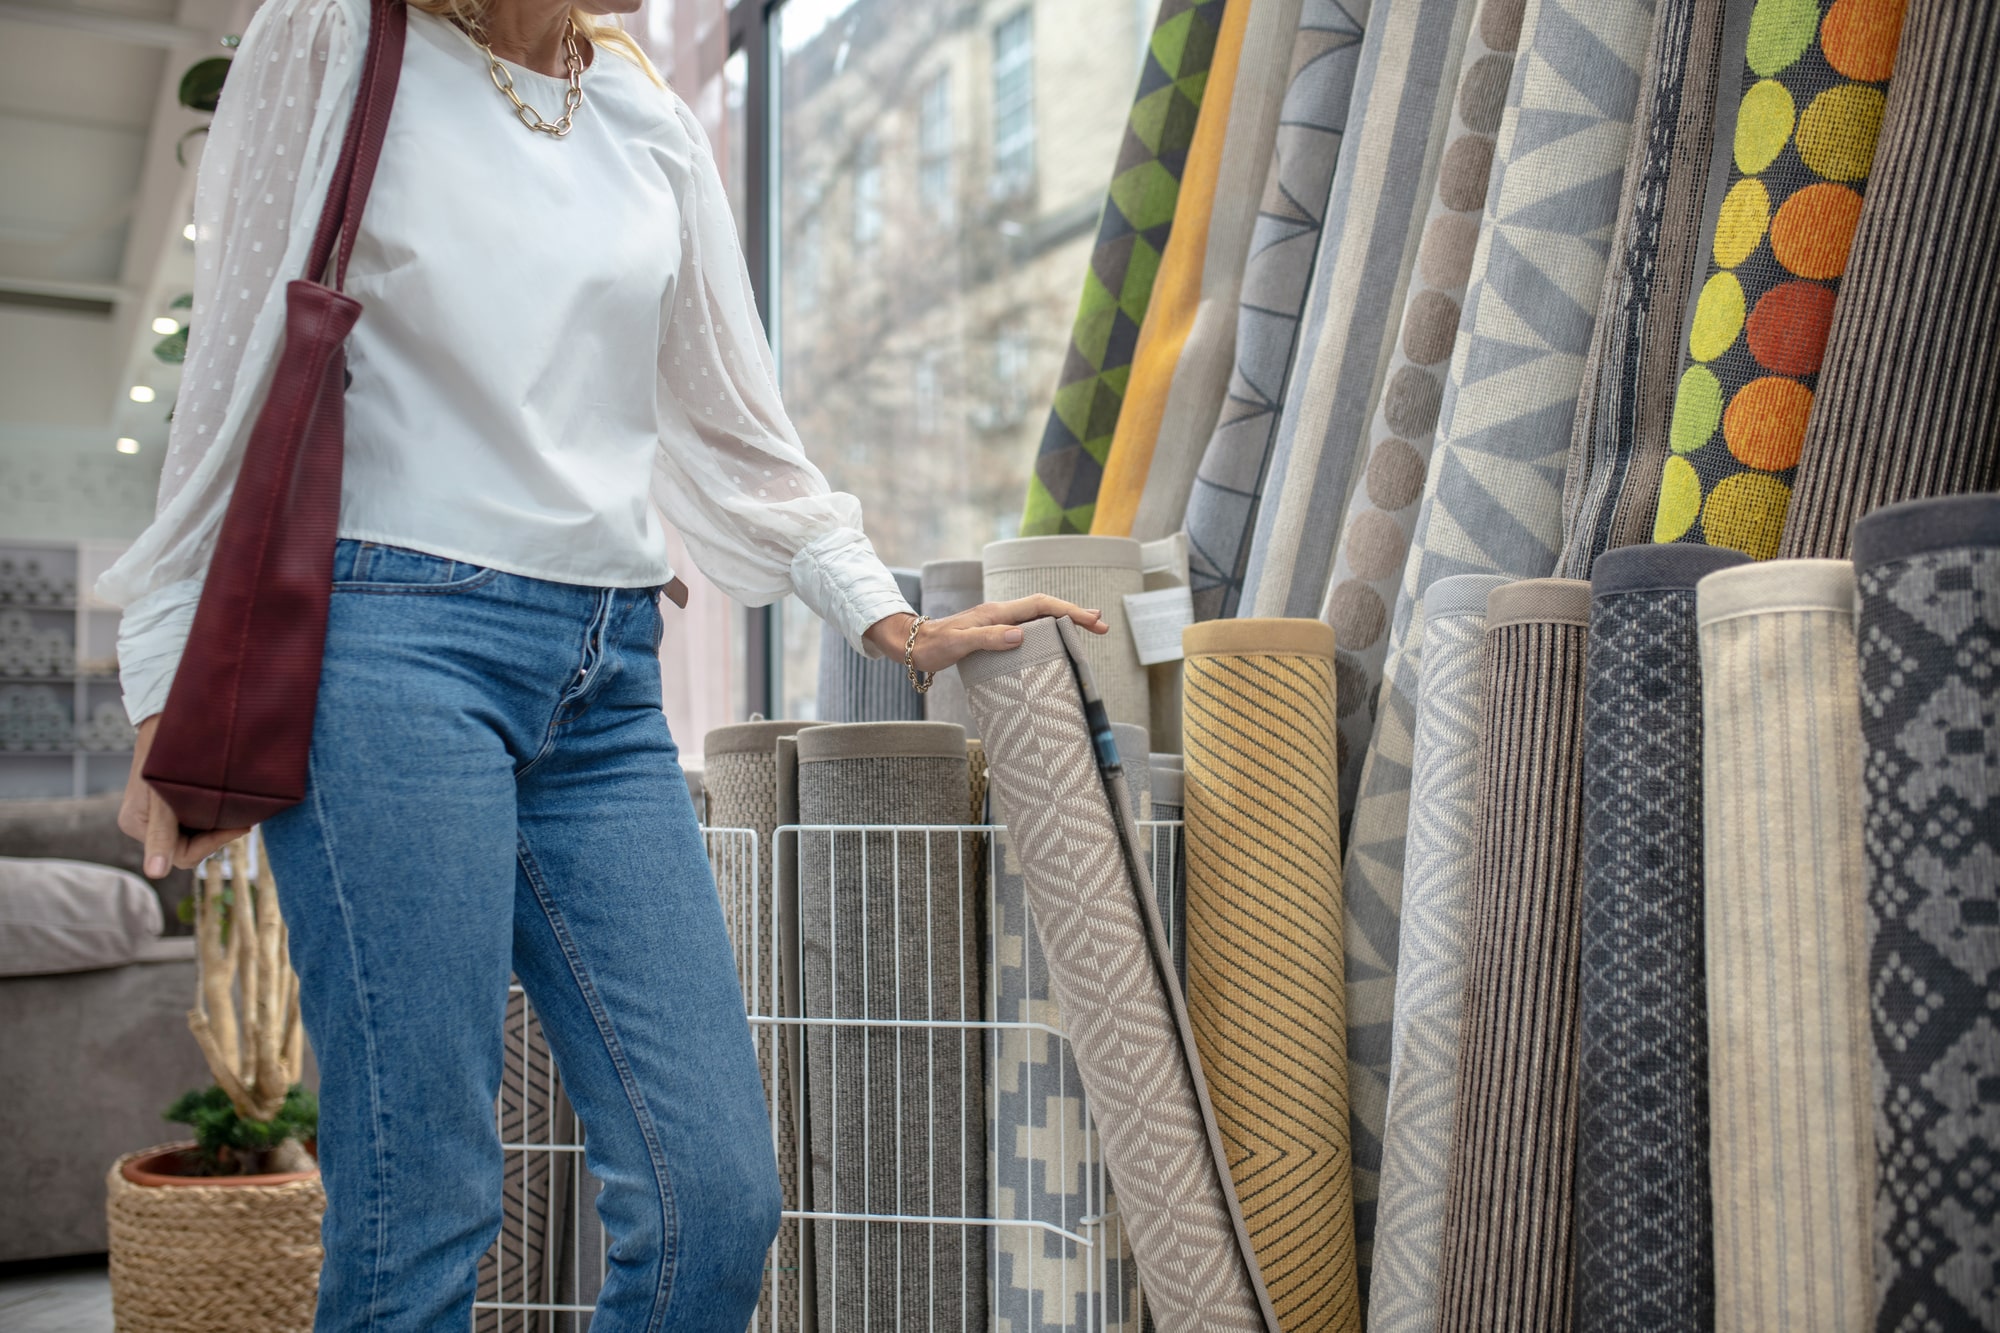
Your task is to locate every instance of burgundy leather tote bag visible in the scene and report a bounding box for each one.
[145,0,407,832]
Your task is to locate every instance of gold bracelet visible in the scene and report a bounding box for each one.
[904,615,933,694]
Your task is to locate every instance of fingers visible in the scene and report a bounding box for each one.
[142,788,177,879]
[990,595,1110,632]
[175,826,251,871]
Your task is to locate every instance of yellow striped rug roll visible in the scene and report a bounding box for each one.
[1184,617,1358,1332]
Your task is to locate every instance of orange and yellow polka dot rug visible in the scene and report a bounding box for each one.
[1653,0,1910,558]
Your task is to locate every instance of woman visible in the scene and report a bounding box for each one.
[102,0,1105,1325]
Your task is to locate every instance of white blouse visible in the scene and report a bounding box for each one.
[100,0,913,724]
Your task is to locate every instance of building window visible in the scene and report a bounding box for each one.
[918,70,953,225]
[852,135,883,254]
[991,9,1034,194]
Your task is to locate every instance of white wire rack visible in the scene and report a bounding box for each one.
[475,820,1183,1333]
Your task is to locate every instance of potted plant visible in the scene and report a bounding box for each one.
[105,831,324,1332]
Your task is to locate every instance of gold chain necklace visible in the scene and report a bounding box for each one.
[473,17,586,138]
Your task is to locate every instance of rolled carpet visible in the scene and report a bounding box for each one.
[1573,545,1747,1331]
[1777,0,2000,560]
[1554,0,1730,576]
[1183,0,1373,620]
[1434,577,1591,1333]
[1093,0,1304,543]
[1695,559,1874,1333]
[816,567,924,723]
[795,722,984,1332]
[1021,0,1230,536]
[704,719,826,1332]
[1183,617,1358,1332]
[984,536,1151,734]
[1851,496,2000,1329]
[1150,751,1188,992]
[1239,0,1479,621]
[1338,0,1655,1264]
[1652,0,1910,558]
[772,732,820,1329]
[1143,534,1191,754]
[1367,572,1508,1333]
[1318,0,1525,830]
[962,618,1279,1333]
[989,729,1148,1333]
[921,558,986,739]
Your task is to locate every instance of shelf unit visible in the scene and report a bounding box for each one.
[0,539,132,800]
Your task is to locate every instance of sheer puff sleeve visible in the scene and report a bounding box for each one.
[649,96,913,658]
[97,0,365,723]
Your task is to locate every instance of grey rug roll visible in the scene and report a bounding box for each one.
[704,719,825,1332]
[920,559,985,740]
[989,727,1148,1333]
[1696,559,1874,1333]
[1434,578,1591,1333]
[816,567,924,723]
[1852,496,2000,1330]
[1573,545,1745,1332]
[1150,752,1187,993]
[983,537,1150,735]
[963,618,1278,1333]
[1777,0,2000,561]
[1368,572,1507,1333]
[795,722,984,1332]
[1555,0,1729,577]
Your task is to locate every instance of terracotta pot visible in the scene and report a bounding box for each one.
[119,1142,318,1189]
[107,1143,325,1333]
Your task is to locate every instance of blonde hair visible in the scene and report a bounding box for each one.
[405,0,665,86]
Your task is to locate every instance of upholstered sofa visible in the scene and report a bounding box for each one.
[0,796,211,1262]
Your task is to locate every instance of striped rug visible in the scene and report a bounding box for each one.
[1555,0,1731,576]
[1434,578,1591,1333]
[1695,559,1874,1333]
[1184,618,1358,1331]
[1778,0,2000,558]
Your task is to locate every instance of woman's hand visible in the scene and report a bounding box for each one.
[863,596,1111,674]
[118,716,254,878]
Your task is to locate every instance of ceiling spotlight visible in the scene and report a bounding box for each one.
[129,386,156,403]
[115,438,141,455]
[152,317,180,336]
[183,223,198,241]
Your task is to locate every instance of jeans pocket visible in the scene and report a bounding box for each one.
[331,541,502,595]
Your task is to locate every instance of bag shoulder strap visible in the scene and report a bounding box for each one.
[305,0,408,291]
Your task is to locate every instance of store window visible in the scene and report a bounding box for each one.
[990,9,1035,196]
[771,0,1143,717]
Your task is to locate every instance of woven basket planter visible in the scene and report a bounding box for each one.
[106,1144,324,1332]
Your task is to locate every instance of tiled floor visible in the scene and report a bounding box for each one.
[0,1261,115,1333]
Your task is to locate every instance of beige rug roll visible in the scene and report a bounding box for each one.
[983,536,1151,734]
[1695,559,1874,1333]
[1184,617,1358,1331]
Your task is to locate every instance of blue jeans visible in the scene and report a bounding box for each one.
[263,540,779,1332]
